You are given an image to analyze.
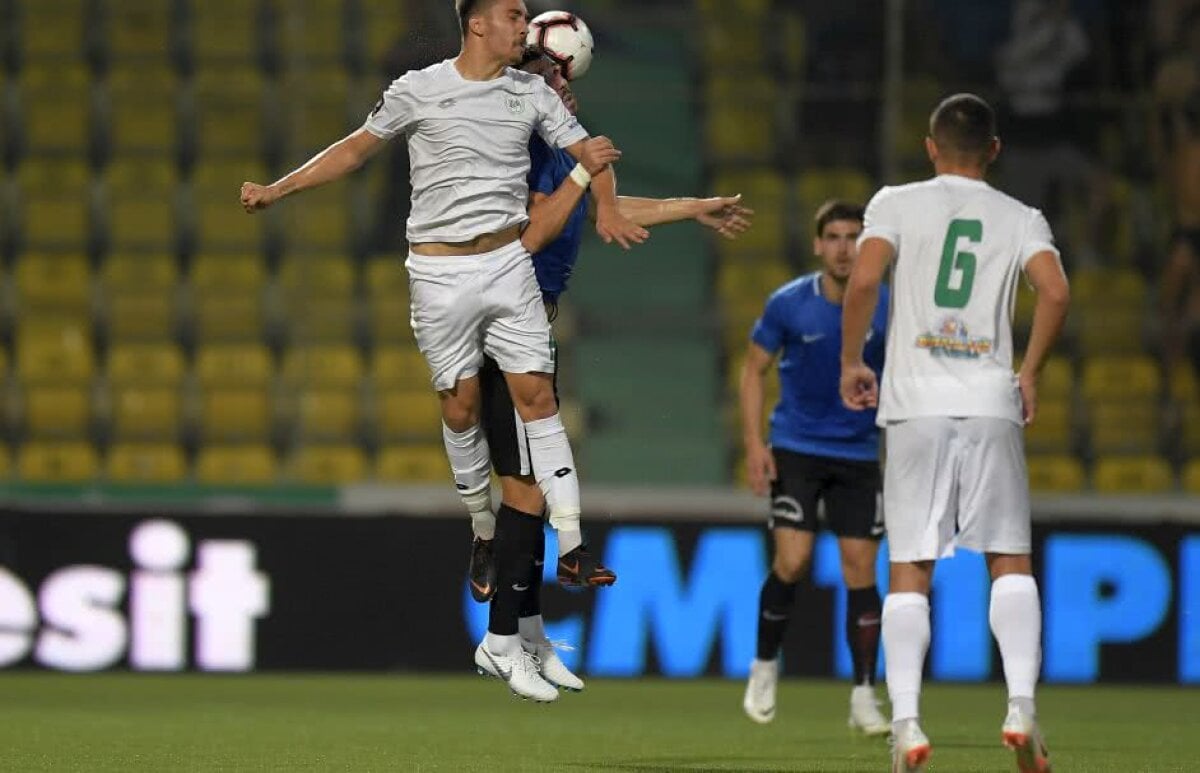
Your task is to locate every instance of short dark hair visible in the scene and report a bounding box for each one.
[455,0,491,36]
[814,199,864,236]
[929,93,997,158]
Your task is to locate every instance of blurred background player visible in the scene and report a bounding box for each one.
[471,47,753,694]
[739,201,889,735]
[240,0,645,703]
[840,93,1070,772]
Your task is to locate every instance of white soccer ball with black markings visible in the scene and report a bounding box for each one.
[526,11,594,81]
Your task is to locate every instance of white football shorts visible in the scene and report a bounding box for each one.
[883,416,1031,562]
[406,241,553,391]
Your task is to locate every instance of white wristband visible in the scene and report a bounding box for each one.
[569,163,592,189]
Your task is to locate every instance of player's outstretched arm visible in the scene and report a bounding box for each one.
[522,137,622,253]
[240,129,386,212]
[740,343,778,496]
[840,237,893,411]
[615,195,754,239]
[564,140,648,249]
[1018,251,1071,424]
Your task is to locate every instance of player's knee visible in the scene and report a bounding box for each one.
[510,379,556,420]
[440,400,479,431]
[773,549,810,584]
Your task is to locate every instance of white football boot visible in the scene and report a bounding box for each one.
[1002,704,1052,772]
[890,719,932,772]
[474,641,558,703]
[522,638,584,692]
[742,659,778,724]
[848,684,890,736]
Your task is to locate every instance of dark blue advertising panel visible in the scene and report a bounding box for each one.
[0,509,1197,683]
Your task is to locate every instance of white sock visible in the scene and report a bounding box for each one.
[486,632,521,657]
[518,614,547,643]
[442,423,494,537]
[882,592,930,723]
[990,573,1041,707]
[523,414,582,555]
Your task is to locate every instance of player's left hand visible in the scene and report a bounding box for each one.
[840,362,878,411]
[1017,370,1037,425]
[695,195,754,240]
[596,205,649,250]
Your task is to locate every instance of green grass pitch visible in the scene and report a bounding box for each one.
[1,674,1197,771]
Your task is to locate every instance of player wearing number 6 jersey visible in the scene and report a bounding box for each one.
[840,94,1069,773]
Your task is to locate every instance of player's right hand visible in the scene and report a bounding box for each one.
[578,136,621,176]
[839,362,878,411]
[745,441,776,497]
[240,182,279,213]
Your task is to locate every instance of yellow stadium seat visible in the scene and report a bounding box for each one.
[195,444,278,484]
[190,0,259,62]
[16,320,94,385]
[1093,456,1174,494]
[278,185,352,252]
[106,157,177,194]
[108,343,186,387]
[106,442,187,483]
[107,293,176,341]
[1024,400,1073,454]
[110,387,183,439]
[716,260,793,306]
[191,159,271,198]
[193,199,268,251]
[102,254,178,293]
[283,69,353,155]
[365,255,409,300]
[19,193,91,249]
[369,298,415,344]
[193,295,264,341]
[700,22,766,71]
[1087,401,1160,455]
[105,67,179,156]
[191,254,266,294]
[279,1,346,62]
[18,441,100,482]
[288,444,367,484]
[108,197,176,250]
[281,297,358,344]
[104,0,172,61]
[1071,268,1147,311]
[1184,460,1200,495]
[372,346,431,391]
[1026,455,1086,493]
[1073,308,1145,356]
[710,169,786,256]
[198,388,273,441]
[278,254,356,300]
[1014,282,1035,331]
[288,388,361,441]
[377,390,442,441]
[16,253,91,310]
[375,444,447,483]
[1170,365,1199,403]
[24,386,92,438]
[795,169,874,219]
[707,104,772,164]
[0,347,8,380]
[19,64,90,153]
[18,1,86,59]
[1081,356,1161,402]
[1038,357,1075,401]
[281,345,363,389]
[195,344,274,388]
[193,67,267,157]
[1180,404,1200,457]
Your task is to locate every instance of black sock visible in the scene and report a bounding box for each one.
[756,572,799,661]
[518,515,547,620]
[847,585,882,686]
[488,504,543,636]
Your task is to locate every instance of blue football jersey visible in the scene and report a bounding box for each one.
[751,272,889,461]
[527,135,589,303]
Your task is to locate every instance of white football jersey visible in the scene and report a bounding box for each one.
[364,59,588,244]
[858,174,1060,426]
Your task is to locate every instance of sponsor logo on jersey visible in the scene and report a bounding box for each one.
[505,95,524,114]
[915,316,993,359]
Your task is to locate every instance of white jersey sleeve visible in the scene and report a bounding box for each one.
[859,186,902,250]
[363,73,416,140]
[1019,209,1058,267]
[530,78,588,149]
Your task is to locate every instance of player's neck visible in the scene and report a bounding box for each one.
[820,272,847,305]
[454,48,509,81]
[933,163,988,181]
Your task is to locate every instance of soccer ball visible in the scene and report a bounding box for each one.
[526,11,594,81]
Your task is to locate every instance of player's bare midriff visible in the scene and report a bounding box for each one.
[410,225,523,256]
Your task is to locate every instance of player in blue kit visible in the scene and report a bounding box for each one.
[739,201,891,734]
[469,49,753,694]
